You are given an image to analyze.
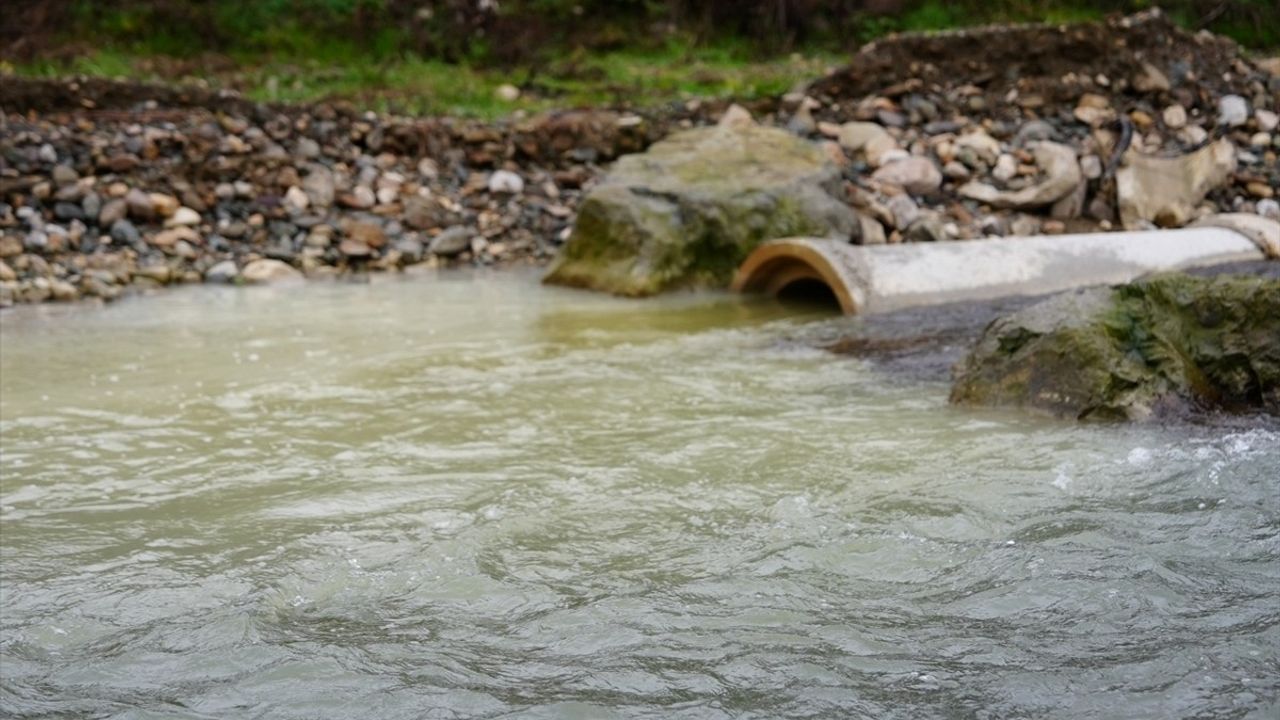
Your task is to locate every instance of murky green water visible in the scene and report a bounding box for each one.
[2,273,1278,719]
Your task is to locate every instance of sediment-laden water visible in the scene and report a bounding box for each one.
[2,274,1277,719]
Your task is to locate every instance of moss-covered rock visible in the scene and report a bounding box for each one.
[544,112,858,296]
[950,273,1280,420]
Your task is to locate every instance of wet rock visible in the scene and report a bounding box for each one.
[871,157,943,195]
[951,274,1280,420]
[1116,139,1235,229]
[428,226,473,257]
[241,258,303,284]
[958,142,1081,209]
[545,111,857,296]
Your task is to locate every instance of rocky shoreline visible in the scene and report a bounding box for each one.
[1,10,1277,307]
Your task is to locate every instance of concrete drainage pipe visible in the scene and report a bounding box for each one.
[730,227,1270,316]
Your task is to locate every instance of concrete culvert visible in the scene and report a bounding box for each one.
[731,226,1272,317]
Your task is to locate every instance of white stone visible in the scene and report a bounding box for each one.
[1257,198,1280,221]
[1080,154,1103,179]
[283,186,309,211]
[1257,109,1279,133]
[165,207,201,227]
[495,83,520,102]
[1162,104,1187,130]
[1217,95,1249,127]
[488,170,524,195]
[993,154,1018,182]
[241,258,303,284]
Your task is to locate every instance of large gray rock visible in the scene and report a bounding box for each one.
[544,108,859,296]
[950,273,1280,420]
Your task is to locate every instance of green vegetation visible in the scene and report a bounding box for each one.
[11,40,840,119]
[4,1,1276,118]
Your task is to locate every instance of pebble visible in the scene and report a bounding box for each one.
[1257,110,1279,133]
[284,186,310,211]
[942,161,972,181]
[1257,199,1280,220]
[488,170,525,195]
[428,226,473,257]
[51,165,78,186]
[205,260,239,283]
[992,154,1018,182]
[1162,105,1188,130]
[109,219,141,245]
[165,207,202,227]
[885,194,921,231]
[871,157,943,195]
[1217,95,1249,127]
[1246,182,1275,199]
[241,258,302,284]
[1080,155,1103,179]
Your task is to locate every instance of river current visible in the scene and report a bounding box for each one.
[2,273,1278,719]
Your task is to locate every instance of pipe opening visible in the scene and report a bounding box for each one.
[774,278,842,312]
[730,242,861,315]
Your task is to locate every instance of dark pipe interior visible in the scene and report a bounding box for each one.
[774,278,842,312]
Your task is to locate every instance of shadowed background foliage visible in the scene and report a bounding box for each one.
[3,0,1277,65]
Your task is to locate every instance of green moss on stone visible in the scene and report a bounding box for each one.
[950,273,1280,420]
[544,122,858,296]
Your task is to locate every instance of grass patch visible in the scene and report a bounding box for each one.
[10,38,840,120]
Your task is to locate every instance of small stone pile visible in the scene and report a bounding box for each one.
[1,9,1276,307]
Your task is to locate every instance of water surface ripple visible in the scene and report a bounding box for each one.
[2,274,1278,719]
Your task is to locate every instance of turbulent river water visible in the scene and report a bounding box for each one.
[1,273,1278,719]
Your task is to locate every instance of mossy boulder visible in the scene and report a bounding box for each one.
[950,273,1280,420]
[544,111,859,296]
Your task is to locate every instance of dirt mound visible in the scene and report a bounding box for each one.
[809,9,1259,115]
